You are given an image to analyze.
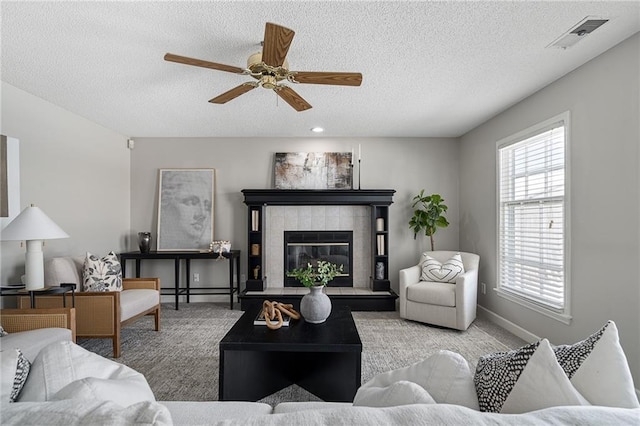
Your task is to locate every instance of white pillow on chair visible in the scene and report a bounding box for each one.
[421,253,465,283]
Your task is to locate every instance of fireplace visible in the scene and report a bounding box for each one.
[284,231,353,287]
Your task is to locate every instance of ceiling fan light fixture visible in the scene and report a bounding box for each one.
[247,51,289,74]
[261,75,277,89]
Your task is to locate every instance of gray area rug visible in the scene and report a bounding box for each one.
[78,303,523,403]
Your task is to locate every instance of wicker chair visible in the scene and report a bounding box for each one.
[0,308,76,361]
[19,279,160,358]
[0,307,76,339]
[16,256,161,358]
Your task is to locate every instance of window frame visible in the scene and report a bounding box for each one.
[495,111,572,325]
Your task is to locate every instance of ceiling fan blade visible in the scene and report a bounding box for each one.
[276,86,312,112]
[290,71,363,86]
[209,84,257,104]
[164,53,245,74]
[262,22,295,67]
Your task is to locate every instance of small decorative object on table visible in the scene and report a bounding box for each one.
[288,260,344,324]
[138,232,152,253]
[210,240,231,258]
[255,300,300,330]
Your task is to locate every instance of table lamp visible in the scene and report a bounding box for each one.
[1,204,69,290]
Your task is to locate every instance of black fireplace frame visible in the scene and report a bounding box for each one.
[284,230,353,287]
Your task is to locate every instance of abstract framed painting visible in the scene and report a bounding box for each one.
[157,168,215,251]
[274,152,353,189]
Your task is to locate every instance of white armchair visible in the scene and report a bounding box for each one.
[399,251,480,331]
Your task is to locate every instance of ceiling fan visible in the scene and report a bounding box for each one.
[164,22,362,112]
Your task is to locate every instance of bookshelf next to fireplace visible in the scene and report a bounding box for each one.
[241,189,397,311]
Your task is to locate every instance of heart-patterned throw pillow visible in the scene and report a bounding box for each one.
[421,253,464,283]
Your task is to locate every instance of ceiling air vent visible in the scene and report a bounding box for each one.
[547,17,609,49]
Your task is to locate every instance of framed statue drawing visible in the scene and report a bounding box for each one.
[157,168,215,251]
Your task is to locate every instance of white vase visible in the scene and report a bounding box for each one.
[300,285,332,324]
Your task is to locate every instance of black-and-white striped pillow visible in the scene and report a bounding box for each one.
[10,349,31,402]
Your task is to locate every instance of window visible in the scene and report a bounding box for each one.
[497,112,570,323]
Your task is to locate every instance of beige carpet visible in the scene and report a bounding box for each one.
[78,303,524,403]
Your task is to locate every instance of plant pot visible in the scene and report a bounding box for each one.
[300,285,332,324]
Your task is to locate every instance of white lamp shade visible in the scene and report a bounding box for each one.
[1,205,69,290]
[1,205,69,241]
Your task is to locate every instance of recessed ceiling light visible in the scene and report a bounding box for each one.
[311,127,324,133]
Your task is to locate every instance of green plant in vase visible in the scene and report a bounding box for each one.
[288,260,344,287]
[288,260,344,324]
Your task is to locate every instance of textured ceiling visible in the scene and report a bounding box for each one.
[2,1,639,138]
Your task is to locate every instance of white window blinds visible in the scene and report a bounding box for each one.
[498,120,566,310]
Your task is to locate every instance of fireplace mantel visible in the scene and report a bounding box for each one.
[242,188,396,310]
[242,189,395,206]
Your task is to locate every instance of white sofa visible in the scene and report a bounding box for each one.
[2,337,638,425]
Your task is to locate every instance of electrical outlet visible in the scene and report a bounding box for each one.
[481,282,486,295]
[193,273,200,283]
[241,274,246,282]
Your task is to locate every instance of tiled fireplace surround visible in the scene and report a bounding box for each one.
[264,205,371,292]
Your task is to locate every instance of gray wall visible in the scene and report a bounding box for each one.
[129,137,460,296]
[0,83,131,289]
[459,33,640,386]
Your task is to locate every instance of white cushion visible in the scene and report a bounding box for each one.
[420,252,464,283]
[474,339,589,413]
[161,401,273,422]
[0,328,72,362]
[554,321,639,408]
[273,401,352,414]
[353,380,436,407]
[356,350,479,410]
[407,282,456,306]
[120,289,160,322]
[44,256,84,287]
[52,376,156,407]
[19,341,155,405]
[1,349,31,403]
[3,400,172,425]
[83,252,122,292]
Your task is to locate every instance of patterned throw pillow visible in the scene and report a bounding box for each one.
[11,350,30,402]
[1,349,31,403]
[474,339,587,413]
[0,326,8,337]
[83,252,122,292]
[421,253,464,283]
[553,321,639,408]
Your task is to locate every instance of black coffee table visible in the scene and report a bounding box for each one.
[219,306,362,402]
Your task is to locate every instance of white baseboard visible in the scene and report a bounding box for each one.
[477,305,540,343]
[477,305,640,400]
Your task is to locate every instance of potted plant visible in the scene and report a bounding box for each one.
[409,190,449,251]
[288,260,344,287]
[288,260,344,323]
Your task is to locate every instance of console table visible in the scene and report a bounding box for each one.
[119,250,241,310]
